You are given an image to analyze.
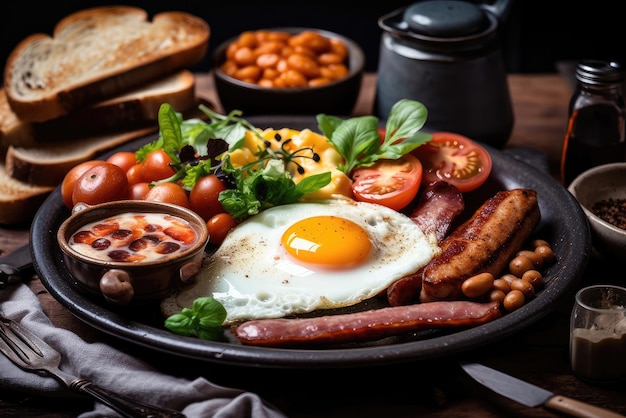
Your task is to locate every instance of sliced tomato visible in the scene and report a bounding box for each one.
[351,153,422,211]
[411,131,492,193]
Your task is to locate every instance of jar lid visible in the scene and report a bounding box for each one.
[576,60,625,85]
[403,0,490,37]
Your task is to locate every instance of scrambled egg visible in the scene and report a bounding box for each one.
[227,127,353,200]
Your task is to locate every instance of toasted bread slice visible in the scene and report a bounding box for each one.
[4,6,209,122]
[5,99,213,187]
[1,70,197,148]
[5,125,157,188]
[0,162,54,225]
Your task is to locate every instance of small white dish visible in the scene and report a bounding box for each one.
[568,162,626,260]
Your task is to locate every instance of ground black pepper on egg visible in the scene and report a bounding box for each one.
[591,198,626,230]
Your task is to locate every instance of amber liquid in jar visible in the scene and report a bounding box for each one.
[560,60,626,186]
[561,104,626,186]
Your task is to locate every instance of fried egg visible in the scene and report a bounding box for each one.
[164,199,440,325]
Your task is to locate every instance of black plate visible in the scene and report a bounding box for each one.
[31,116,591,369]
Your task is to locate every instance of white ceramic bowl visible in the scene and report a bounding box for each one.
[568,162,626,260]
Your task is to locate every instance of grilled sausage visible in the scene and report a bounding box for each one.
[234,300,501,347]
[387,181,465,306]
[420,189,540,302]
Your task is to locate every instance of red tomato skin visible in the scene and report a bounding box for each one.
[145,182,190,208]
[126,163,145,185]
[142,149,175,182]
[189,174,227,221]
[128,182,151,200]
[207,212,238,245]
[72,163,129,206]
[411,131,492,193]
[351,153,422,211]
[61,160,105,209]
[106,151,137,173]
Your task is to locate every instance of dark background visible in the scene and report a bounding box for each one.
[1,0,624,79]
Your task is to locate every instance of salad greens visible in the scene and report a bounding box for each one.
[164,297,226,340]
[137,103,332,220]
[139,99,431,222]
[219,158,331,219]
[317,99,432,175]
[155,99,431,341]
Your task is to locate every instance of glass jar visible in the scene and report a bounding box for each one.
[570,284,626,384]
[560,60,626,186]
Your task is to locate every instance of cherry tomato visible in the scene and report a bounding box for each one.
[61,160,106,209]
[72,163,129,206]
[411,131,492,193]
[128,182,151,200]
[189,174,227,221]
[106,151,137,173]
[142,149,175,182]
[351,153,422,211]
[144,182,190,208]
[126,162,145,185]
[207,212,238,245]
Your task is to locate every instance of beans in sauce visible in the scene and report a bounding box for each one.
[461,239,555,312]
[220,30,350,88]
[69,212,197,263]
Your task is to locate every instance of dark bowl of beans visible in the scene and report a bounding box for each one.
[57,200,209,305]
[568,162,626,261]
[212,28,365,115]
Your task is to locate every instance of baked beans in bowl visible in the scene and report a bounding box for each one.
[57,200,209,304]
[212,27,365,115]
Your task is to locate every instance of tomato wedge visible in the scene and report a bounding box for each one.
[411,131,492,193]
[351,153,422,211]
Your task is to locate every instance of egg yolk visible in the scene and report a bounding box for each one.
[281,216,372,269]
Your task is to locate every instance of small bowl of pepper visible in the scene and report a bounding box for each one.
[568,162,626,261]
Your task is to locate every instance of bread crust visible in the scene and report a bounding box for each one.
[4,6,209,122]
[1,70,197,148]
[4,98,213,187]
[5,126,157,187]
[0,163,54,225]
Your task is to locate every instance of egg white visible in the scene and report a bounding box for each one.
[164,199,440,325]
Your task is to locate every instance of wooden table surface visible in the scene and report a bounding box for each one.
[2,73,625,418]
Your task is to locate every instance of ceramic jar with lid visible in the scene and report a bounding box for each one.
[375,0,514,148]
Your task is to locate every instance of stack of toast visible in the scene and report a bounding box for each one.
[0,6,210,225]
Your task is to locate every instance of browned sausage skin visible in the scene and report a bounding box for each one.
[387,181,464,306]
[420,189,541,302]
[234,300,502,347]
[233,189,539,347]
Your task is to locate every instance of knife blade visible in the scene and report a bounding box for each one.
[460,361,625,418]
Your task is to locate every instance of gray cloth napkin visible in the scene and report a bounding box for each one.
[0,283,288,418]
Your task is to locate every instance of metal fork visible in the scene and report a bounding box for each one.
[0,314,186,418]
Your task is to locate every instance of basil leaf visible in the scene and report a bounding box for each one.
[384,99,429,141]
[316,114,344,138]
[321,99,431,174]
[164,297,226,341]
[326,116,380,173]
[157,103,184,163]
